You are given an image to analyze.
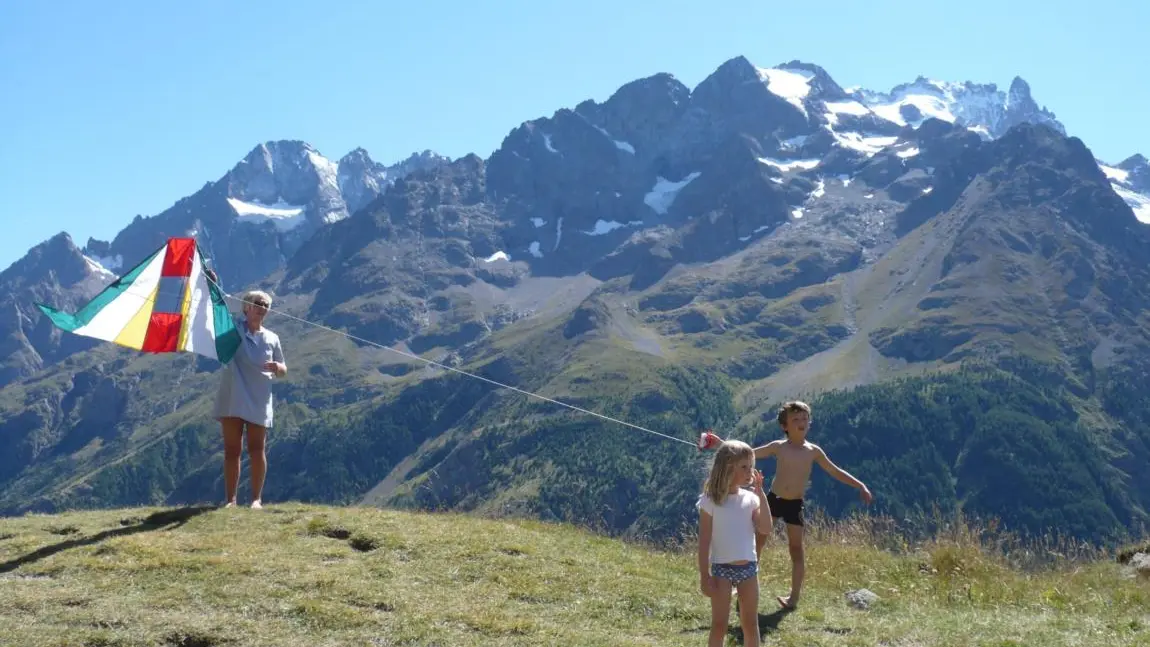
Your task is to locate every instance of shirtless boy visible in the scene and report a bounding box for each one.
[753,400,873,610]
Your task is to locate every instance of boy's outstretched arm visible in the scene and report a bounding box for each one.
[813,445,874,504]
[752,439,782,460]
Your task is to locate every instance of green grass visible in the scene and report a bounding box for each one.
[1,504,1146,646]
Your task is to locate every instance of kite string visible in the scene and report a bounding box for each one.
[211,280,697,448]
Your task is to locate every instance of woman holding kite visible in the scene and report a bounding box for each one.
[205,268,286,509]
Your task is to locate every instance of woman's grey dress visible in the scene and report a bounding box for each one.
[213,316,285,428]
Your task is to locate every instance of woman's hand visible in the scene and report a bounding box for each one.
[264,361,285,377]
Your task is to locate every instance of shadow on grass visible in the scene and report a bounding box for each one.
[0,505,217,575]
[731,607,794,641]
[684,607,794,641]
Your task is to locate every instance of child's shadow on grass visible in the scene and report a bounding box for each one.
[730,608,794,642]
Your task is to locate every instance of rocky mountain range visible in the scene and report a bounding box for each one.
[3,55,1149,545]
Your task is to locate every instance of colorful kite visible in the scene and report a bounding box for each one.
[36,237,241,363]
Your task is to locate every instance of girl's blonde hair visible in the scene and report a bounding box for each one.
[703,439,754,505]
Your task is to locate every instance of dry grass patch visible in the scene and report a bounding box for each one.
[0,504,1146,646]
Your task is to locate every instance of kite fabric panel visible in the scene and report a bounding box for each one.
[36,238,241,363]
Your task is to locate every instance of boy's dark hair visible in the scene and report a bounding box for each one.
[776,401,811,436]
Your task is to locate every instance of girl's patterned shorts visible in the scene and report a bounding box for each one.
[711,561,758,584]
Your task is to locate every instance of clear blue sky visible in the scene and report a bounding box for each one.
[2,0,1145,272]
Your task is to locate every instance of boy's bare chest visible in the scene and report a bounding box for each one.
[777,445,815,470]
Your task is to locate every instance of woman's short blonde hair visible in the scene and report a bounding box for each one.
[241,290,273,309]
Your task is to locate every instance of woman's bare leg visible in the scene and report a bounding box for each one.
[246,424,267,508]
[221,418,244,506]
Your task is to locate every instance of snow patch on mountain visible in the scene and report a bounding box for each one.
[823,100,871,126]
[756,66,814,116]
[92,254,123,271]
[308,151,341,192]
[810,179,826,199]
[586,219,645,235]
[1100,164,1130,184]
[759,158,820,172]
[1099,160,1150,224]
[588,220,626,235]
[866,91,957,126]
[738,223,773,242]
[780,135,808,151]
[1115,186,1150,224]
[82,255,118,281]
[227,198,308,231]
[644,172,701,214]
[542,133,558,153]
[830,131,899,156]
[594,126,636,154]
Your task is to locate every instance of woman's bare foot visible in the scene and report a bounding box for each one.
[776,595,797,610]
[251,500,263,509]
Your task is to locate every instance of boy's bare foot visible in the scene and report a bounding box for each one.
[251,500,263,509]
[776,595,797,610]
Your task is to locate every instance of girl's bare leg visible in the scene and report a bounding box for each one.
[708,577,732,647]
[736,575,761,647]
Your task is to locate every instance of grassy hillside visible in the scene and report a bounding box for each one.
[1,504,1146,646]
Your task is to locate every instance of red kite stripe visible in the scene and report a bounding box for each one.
[141,312,182,352]
[160,238,196,277]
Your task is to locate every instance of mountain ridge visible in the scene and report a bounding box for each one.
[3,55,1150,549]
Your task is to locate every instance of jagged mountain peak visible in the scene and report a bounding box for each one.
[1116,154,1150,194]
[334,146,453,215]
[0,231,112,384]
[398,149,451,165]
[1119,154,1148,171]
[227,140,341,210]
[841,72,1064,140]
[338,146,377,166]
[1007,76,1032,101]
[710,55,760,80]
[388,149,454,181]
[1120,155,1150,198]
[771,59,848,101]
[1097,153,1150,223]
[606,72,690,103]
[13,232,85,276]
